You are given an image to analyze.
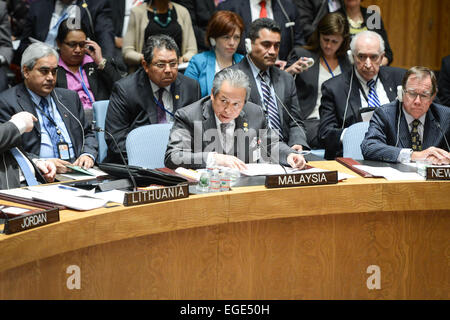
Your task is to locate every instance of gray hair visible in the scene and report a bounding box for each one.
[212,68,251,101]
[21,42,59,74]
[143,34,180,64]
[350,30,385,54]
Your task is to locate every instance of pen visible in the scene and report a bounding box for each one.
[58,185,78,191]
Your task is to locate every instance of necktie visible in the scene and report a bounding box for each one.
[367,79,381,108]
[40,98,60,158]
[411,119,422,151]
[220,122,231,154]
[10,148,39,186]
[259,72,283,140]
[259,0,267,18]
[157,88,167,123]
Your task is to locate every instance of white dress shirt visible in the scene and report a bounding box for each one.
[250,0,274,21]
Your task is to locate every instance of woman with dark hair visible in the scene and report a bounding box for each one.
[287,12,352,149]
[55,19,122,123]
[341,0,393,65]
[184,10,244,97]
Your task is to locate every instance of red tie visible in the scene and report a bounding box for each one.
[259,0,267,18]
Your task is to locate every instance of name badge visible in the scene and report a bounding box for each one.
[57,142,70,161]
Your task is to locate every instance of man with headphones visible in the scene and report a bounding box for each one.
[229,18,309,161]
[0,43,98,173]
[318,30,405,160]
[361,66,450,165]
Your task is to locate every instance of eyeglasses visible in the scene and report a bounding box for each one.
[37,67,58,76]
[355,53,381,62]
[64,41,87,49]
[151,61,178,69]
[404,89,432,101]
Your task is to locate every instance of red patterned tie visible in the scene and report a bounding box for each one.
[259,1,267,18]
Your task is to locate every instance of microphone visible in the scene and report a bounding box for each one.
[432,118,450,151]
[91,124,138,191]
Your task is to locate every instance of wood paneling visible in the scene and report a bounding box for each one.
[367,0,450,70]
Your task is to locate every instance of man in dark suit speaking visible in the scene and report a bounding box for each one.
[105,34,201,163]
[164,68,306,170]
[0,42,97,174]
[319,30,405,159]
[229,18,309,160]
[361,66,450,165]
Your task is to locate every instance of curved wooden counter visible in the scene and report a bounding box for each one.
[0,161,449,299]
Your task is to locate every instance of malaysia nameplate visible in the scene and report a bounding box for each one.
[4,208,60,235]
[426,166,450,180]
[123,184,189,206]
[265,170,338,188]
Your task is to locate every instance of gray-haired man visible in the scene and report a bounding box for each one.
[164,68,306,170]
[0,42,97,173]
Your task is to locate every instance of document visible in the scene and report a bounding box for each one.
[354,165,424,181]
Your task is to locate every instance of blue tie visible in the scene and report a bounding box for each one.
[10,148,39,186]
[259,72,283,140]
[40,98,60,158]
[367,79,381,108]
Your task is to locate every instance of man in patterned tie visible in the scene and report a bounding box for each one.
[1,111,56,189]
[362,66,450,165]
[0,42,98,173]
[319,30,405,159]
[229,18,309,162]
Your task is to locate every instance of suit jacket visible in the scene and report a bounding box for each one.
[0,121,46,189]
[173,0,215,52]
[109,0,125,38]
[184,50,244,97]
[19,0,115,58]
[217,0,304,61]
[56,59,123,102]
[0,2,13,65]
[438,55,450,107]
[318,66,406,159]
[361,100,450,162]
[0,83,98,160]
[230,57,309,149]
[105,67,201,163]
[164,96,294,169]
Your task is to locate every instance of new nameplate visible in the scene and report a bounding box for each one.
[4,208,60,235]
[426,166,450,180]
[124,184,189,206]
[265,170,338,188]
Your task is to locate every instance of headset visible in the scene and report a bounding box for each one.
[394,85,403,147]
[209,38,216,47]
[341,50,355,130]
[245,38,252,55]
[277,0,295,49]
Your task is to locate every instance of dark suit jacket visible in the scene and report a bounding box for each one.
[217,0,304,61]
[19,0,115,58]
[0,121,46,189]
[318,66,406,159]
[361,100,450,162]
[164,96,294,169]
[438,55,450,107]
[105,67,201,163]
[0,83,98,160]
[56,60,123,102]
[174,0,215,52]
[230,57,309,149]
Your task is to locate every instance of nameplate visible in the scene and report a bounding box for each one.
[4,208,60,235]
[265,171,338,188]
[123,184,189,206]
[426,166,450,180]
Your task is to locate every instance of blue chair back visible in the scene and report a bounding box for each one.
[126,123,173,169]
[92,100,109,163]
[342,121,370,160]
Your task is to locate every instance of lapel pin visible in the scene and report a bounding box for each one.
[243,122,248,132]
[175,95,180,100]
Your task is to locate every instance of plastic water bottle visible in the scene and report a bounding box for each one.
[220,169,231,192]
[209,169,221,192]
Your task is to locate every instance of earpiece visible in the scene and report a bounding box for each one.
[209,38,216,47]
[397,85,403,102]
[347,50,354,65]
[245,38,252,55]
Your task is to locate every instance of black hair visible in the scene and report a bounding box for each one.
[56,19,90,44]
[247,18,281,41]
[142,34,180,64]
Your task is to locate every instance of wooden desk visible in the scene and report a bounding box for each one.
[0,161,448,299]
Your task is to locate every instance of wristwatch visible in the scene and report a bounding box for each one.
[97,58,107,70]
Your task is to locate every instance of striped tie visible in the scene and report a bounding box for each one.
[367,79,381,108]
[411,119,422,151]
[259,72,283,140]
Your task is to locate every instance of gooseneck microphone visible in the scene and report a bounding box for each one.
[91,123,137,191]
[432,118,450,151]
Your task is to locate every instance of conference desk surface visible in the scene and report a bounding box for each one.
[0,161,448,299]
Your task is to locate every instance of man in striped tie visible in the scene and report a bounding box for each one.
[229,18,310,161]
[1,112,56,189]
[319,30,406,159]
